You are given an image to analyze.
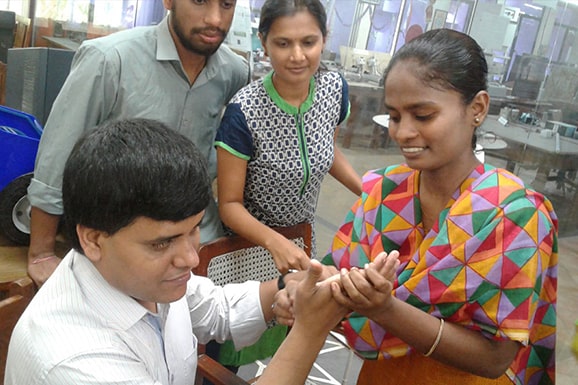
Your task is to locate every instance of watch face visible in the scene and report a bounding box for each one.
[277,274,286,290]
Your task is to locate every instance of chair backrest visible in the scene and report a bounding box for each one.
[0,12,31,105]
[0,276,34,383]
[13,15,31,48]
[0,11,16,63]
[193,223,311,383]
[194,223,312,284]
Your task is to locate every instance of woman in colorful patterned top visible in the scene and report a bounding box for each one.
[322,29,558,385]
[215,0,361,273]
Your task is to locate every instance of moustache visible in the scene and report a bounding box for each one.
[192,27,226,38]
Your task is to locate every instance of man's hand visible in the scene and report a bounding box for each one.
[27,254,60,287]
[255,261,349,385]
[272,264,340,326]
[27,207,62,287]
[290,260,348,335]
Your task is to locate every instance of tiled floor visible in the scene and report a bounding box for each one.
[240,138,578,384]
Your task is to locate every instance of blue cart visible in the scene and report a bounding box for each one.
[0,105,43,245]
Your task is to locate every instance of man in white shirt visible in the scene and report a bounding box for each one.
[5,118,351,385]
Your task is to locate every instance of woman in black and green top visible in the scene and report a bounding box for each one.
[215,0,361,274]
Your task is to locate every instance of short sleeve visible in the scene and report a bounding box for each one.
[215,103,253,160]
[28,43,120,214]
[338,73,350,125]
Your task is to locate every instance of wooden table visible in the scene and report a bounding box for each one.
[0,240,27,284]
[0,232,69,284]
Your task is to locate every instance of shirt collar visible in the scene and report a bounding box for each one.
[203,46,225,81]
[154,14,228,83]
[71,250,150,331]
[156,16,180,62]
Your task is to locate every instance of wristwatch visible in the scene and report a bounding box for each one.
[277,272,288,290]
[277,269,297,290]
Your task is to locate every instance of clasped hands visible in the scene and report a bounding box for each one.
[273,251,400,328]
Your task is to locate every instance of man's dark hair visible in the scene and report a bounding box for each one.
[62,118,211,252]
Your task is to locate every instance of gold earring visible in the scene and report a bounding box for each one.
[474,117,480,124]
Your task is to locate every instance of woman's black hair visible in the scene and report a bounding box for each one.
[258,0,327,41]
[384,29,488,105]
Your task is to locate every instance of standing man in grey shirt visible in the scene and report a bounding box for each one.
[27,0,249,287]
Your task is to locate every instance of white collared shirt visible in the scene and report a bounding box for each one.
[5,250,266,384]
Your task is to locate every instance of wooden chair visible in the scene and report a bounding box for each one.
[194,223,312,383]
[196,224,362,384]
[13,15,31,49]
[194,223,312,284]
[0,13,31,106]
[200,224,360,384]
[0,276,34,383]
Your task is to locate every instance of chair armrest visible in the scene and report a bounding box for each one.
[195,354,250,385]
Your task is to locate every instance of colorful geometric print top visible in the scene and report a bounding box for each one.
[322,164,558,385]
[215,71,349,256]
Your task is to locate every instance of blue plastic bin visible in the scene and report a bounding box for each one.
[0,105,43,192]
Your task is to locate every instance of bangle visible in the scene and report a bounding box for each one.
[31,255,58,264]
[423,318,444,357]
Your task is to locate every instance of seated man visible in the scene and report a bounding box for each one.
[4,118,351,385]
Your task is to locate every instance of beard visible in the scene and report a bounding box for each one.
[170,9,228,56]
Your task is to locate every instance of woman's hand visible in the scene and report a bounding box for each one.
[268,235,311,273]
[330,251,400,321]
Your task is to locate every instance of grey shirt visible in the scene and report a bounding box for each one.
[28,16,249,242]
